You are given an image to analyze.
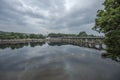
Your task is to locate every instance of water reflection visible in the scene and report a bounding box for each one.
[48,42,68,46]
[30,42,45,47]
[0,42,45,50]
[0,42,120,80]
[0,42,120,62]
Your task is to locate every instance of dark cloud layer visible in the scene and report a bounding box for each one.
[0,0,105,35]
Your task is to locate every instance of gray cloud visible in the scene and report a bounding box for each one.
[0,0,105,35]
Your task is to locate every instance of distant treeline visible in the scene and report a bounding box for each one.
[0,31,45,39]
[48,31,97,37]
[0,31,101,39]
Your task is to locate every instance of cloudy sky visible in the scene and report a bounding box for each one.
[0,0,105,35]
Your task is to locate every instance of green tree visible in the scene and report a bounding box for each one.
[77,31,87,37]
[93,0,120,54]
[0,31,45,39]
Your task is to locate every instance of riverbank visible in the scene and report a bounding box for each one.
[0,39,46,44]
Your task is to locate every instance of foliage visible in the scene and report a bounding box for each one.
[48,32,96,38]
[102,53,120,62]
[77,31,87,37]
[0,31,45,39]
[93,0,120,54]
[48,33,77,37]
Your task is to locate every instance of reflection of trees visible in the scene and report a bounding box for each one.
[0,43,29,50]
[30,42,45,47]
[48,42,67,46]
[0,42,45,49]
[48,41,103,50]
[102,53,120,62]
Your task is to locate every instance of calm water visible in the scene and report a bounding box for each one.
[0,42,120,80]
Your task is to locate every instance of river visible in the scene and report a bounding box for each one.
[0,42,120,80]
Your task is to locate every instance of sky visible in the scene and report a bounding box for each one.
[0,0,105,35]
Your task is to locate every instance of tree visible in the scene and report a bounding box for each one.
[77,31,87,37]
[0,31,45,39]
[93,0,120,54]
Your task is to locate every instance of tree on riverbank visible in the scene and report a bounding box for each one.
[77,31,95,37]
[48,32,96,38]
[0,31,45,39]
[48,33,77,37]
[93,0,120,54]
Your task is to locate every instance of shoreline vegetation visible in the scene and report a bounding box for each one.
[93,0,120,54]
[0,31,102,44]
[0,31,101,44]
[0,31,103,44]
[0,31,46,44]
[91,0,120,62]
[0,31,102,39]
[0,31,46,39]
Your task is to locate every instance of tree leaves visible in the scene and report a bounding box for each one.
[93,0,120,54]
